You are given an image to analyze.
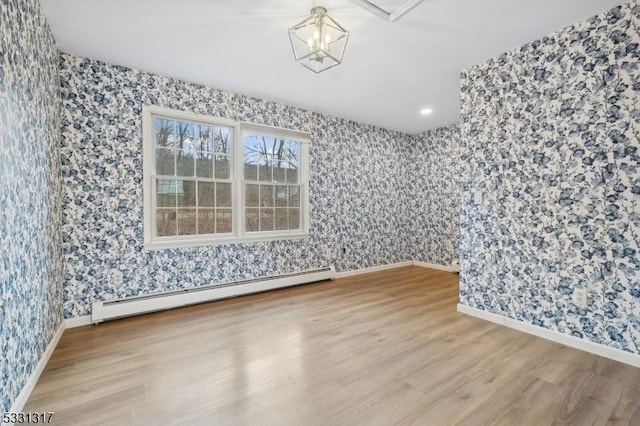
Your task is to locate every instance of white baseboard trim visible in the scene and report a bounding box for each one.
[413,261,456,272]
[64,315,93,328]
[457,304,640,368]
[334,260,456,279]
[334,261,413,278]
[9,322,65,415]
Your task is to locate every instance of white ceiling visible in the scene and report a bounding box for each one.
[42,0,623,134]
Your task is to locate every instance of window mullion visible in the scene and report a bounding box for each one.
[195,181,199,236]
[151,176,158,239]
[234,125,244,238]
[301,143,309,233]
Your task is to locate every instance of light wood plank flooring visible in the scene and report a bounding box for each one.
[25,266,640,425]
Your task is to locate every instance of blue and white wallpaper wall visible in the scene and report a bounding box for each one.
[460,1,640,353]
[406,125,461,266]
[59,53,427,319]
[0,0,63,412]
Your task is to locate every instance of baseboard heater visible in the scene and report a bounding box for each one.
[91,266,336,324]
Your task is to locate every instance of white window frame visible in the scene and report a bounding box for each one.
[143,105,310,250]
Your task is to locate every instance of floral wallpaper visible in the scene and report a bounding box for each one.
[460,1,640,353]
[0,0,63,412]
[405,125,461,266]
[59,53,422,319]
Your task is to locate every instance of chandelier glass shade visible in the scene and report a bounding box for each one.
[288,7,350,73]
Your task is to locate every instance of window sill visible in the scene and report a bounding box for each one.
[144,232,310,251]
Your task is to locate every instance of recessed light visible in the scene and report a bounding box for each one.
[420,108,433,116]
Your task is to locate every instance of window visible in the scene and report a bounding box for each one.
[143,106,309,249]
[243,132,302,233]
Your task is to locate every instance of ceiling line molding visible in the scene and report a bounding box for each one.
[346,0,426,22]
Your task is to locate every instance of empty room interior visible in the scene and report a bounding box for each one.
[2,0,640,424]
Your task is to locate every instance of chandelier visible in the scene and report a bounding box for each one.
[288,6,350,73]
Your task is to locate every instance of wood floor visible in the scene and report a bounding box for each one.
[25,266,640,425]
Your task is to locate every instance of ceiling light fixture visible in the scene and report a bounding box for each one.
[288,6,349,74]
[420,108,433,115]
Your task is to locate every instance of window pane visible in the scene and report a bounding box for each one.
[258,160,272,182]
[155,118,175,149]
[156,209,176,236]
[195,124,212,152]
[195,152,213,178]
[156,179,177,207]
[215,156,230,179]
[244,162,257,181]
[198,208,215,234]
[289,208,300,230]
[244,135,263,180]
[177,208,197,235]
[286,162,298,183]
[198,182,215,207]
[246,208,259,232]
[272,139,287,183]
[176,149,195,177]
[287,141,300,164]
[275,185,288,207]
[216,209,232,233]
[175,122,196,152]
[245,184,259,207]
[273,160,286,183]
[289,186,300,207]
[275,208,288,230]
[156,148,175,176]
[260,208,274,231]
[272,139,287,161]
[177,180,196,208]
[260,185,274,207]
[216,182,231,208]
[214,127,231,156]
